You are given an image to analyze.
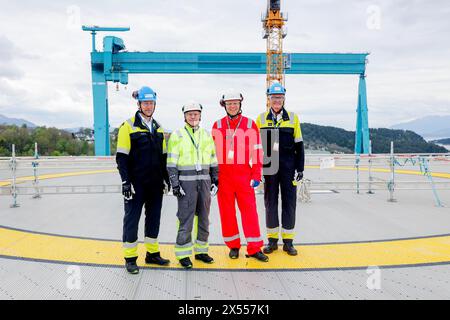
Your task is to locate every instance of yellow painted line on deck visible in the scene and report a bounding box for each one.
[305,165,450,179]
[0,169,117,187]
[1,226,450,270]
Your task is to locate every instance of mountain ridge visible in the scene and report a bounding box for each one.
[390,115,450,139]
[0,114,36,128]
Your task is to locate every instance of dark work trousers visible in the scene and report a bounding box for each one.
[263,167,297,244]
[123,183,163,245]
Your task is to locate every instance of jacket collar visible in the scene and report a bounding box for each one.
[266,108,289,122]
[184,123,200,134]
[227,113,242,123]
[134,111,160,131]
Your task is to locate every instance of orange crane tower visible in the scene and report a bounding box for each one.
[262,0,288,108]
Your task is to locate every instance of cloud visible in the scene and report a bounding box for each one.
[0,36,26,80]
[0,0,449,132]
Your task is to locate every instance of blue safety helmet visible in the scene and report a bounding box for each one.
[267,82,286,95]
[134,86,157,102]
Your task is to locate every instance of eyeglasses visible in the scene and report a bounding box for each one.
[270,96,285,101]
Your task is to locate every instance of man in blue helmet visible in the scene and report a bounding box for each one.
[256,82,305,257]
[116,86,171,274]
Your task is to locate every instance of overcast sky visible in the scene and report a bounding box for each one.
[0,0,449,131]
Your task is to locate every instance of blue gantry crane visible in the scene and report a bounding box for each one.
[82,24,370,156]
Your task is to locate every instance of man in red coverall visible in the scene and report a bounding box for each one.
[211,90,269,262]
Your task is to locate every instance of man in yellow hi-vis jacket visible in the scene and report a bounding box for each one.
[256,82,305,257]
[116,86,171,274]
[167,102,219,269]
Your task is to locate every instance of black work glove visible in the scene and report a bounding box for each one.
[210,184,218,197]
[172,185,186,198]
[163,180,171,194]
[210,178,219,196]
[122,181,133,200]
[294,171,304,182]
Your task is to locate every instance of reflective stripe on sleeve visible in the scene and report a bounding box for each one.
[116,147,130,155]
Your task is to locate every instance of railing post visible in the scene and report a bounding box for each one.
[355,154,360,194]
[367,140,374,194]
[9,144,20,208]
[387,141,396,202]
[32,142,41,199]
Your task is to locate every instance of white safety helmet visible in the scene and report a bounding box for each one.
[182,102,203,113]
[220,90,244,107]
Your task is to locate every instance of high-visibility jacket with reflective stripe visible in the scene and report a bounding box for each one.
[167,125,219,186]
[116,111,169,186]
[256,108,305,173]
[212,115,263,182]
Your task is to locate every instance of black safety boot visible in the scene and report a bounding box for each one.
[229,248,239,259]
[145,252,170,266]
[125,258,139,274]
[263,238,278,254]
[179,257,193,269]
[283,242,298,256]
[195,253,214,264]
[246,251,269,262]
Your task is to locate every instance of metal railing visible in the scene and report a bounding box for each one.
[1,144,449,208]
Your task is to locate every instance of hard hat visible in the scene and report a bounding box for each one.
[133,86,157,102]
[220,90,244,107]
[267,82,286,95]
[182,102,203,113]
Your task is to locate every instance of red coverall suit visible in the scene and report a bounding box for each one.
[212,114,264,255]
